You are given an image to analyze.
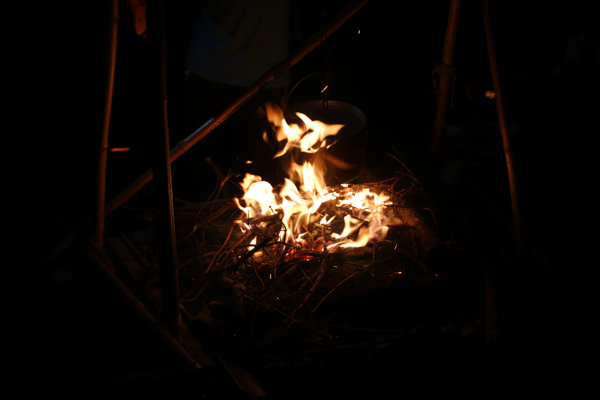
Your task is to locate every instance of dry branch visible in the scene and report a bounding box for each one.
[286,261,328,324]
[204,223,243,274]
[120,175,439,357]
[218,236,275,275]
[311,270,359,314]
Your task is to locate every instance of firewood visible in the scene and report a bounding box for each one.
[311,270,359,314]
[287,261,328,325]
[125,178,439,354]
[204,223,243,274]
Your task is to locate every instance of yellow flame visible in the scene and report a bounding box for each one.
[234,104,391,250]
[331,214,364,240]
[266,103,344,158]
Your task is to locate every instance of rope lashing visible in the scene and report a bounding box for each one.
[432,62,461,108]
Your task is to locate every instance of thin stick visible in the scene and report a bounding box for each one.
[242,322,430,359]
[287,261,328,323]
[117,230,150,270]
[272,243,288,279]
[247,294,324,338]
[321,323,414,334]
[248,333,408,359]
[277,260,302,283]
[252,264,265,290]
[230,230,256,252]
[431,0,462,155]
[205,236,275,276]
[299,266,322,291]
[82,240,201,371]
[202,202,239,226]
[483,0,524,261]
[311,270,359,314]
[386,151,419,185]
[394,247,428,273]
[153,0,181,340]
[204,226,246,274]
[181,280,210,303]
[92,0,119,247]
[300,268,314,286]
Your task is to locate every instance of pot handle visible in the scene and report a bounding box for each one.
[283,71,368,115]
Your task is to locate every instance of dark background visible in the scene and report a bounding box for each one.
[4,0,600,398]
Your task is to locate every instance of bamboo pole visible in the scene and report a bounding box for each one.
[92,0,119,247]
[482,0,524,259]
[81,239,201,372]
[475,242,500,341]
[104,0,370,216]
[431,0,462,156]
[150,0,181,341]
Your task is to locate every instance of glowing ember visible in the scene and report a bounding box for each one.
[234,104,394,251]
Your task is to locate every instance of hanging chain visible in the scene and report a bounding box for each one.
[319,8,331,109]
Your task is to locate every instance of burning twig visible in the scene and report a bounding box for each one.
[140,98,440,352]
[220,235,275,275]
[272,246,289,279]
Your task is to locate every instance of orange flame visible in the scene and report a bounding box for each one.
[235,104,392,250]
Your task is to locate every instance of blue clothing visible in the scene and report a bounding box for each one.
[185,0,290,89]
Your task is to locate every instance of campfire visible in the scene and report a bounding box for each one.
[126,103,437,348]
[234,103,397,253]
